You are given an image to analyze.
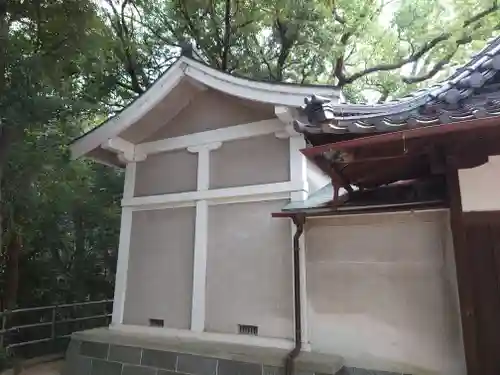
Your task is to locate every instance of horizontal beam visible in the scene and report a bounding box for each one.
[135,119,284,156]
[122,182,303,210]
[102,138,147,162]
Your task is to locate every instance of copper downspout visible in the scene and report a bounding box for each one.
[285,214,305,375]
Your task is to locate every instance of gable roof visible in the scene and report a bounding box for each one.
[71,56,340,161]
[295,36,500,135]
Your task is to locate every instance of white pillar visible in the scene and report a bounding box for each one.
[275,105,311,345]
[187,142,222,332]
[191,200,208,332]
[111,162,137,325]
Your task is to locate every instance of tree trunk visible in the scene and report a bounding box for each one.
[0,0,7,93]
[0,135,9,310]
[0,0,8,285]
[221,0,231,71]
[0,129,13,309]
[70,207,86,300]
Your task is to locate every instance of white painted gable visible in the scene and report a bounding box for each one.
[71,56,340,165]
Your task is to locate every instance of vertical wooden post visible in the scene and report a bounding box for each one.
[104,301,110,326]
[51,306,57,351]
[446,157,478,375]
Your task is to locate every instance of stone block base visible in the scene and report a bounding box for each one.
[62,328,409,375]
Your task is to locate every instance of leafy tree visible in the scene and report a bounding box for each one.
[1,123,123,308]
[0,0,122,310]
[99,0,500,102]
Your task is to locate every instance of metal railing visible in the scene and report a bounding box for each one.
[0,300,113,358]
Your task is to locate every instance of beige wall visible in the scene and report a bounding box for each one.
[307,159,330,193]
[210,135,290,189]
[120,79,199,143]
[123,208,195,329]
[134,150,198,196]
[146,89,275,141]
[305,210,466,375]
[459,155,500,212]
[205,200,293,339]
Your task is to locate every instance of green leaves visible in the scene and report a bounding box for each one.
[0,0,123,309]
[109,0,500,101]
[1,122,123,306]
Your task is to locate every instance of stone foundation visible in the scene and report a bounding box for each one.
[62,328,410,375]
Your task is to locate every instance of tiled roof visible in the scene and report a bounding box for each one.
[295,36,500,135]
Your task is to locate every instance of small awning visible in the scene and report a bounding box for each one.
[274,110,500,218]
[273,178,446,218]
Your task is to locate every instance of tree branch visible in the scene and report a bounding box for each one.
[252,35,276,81]
[343,3,499,85]
[106,0,144,94]
[333,30,353,85]
[221,0,232,71]
[332,3,384,86]
[332,7,346,24]
[115,80,136,92]
[120,0,131,38]
[34,0,43,52]
[464,0,498,27]
[122,0,151,89]
[207,0,224,68]
[275,18,296,81]
[403,47,459,84]
[299,56,318,84]
[234,19,255,30]
[123,14,181,47]
[377,88,390,103]
[0,0,8,96]
[177,0,207,62]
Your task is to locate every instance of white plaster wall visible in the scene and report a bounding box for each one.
[305,210,466,375]
[307,159,330,194]
[120,82,275,143]
[146,88,275,141]
[205,200,294,339]
[441,215,466,373]
[123,208,195,329]
[209,135,290,189]
[459,155,500,212]
[134,150,198,196]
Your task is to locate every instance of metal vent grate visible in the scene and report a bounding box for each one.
[238,324,258,336]
[149,318,164,328]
